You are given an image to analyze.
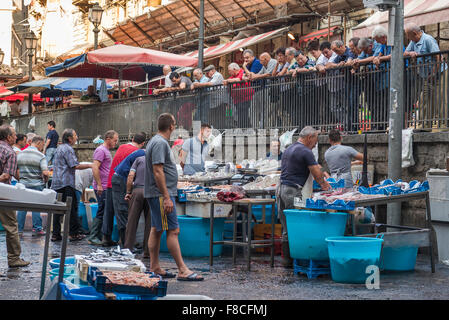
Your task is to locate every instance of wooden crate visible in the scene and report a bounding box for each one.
[253,224,282,254]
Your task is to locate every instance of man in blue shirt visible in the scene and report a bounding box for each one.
[242,49,263,76]
[404,22,446,128]
[43,120,59,166]
[326,40,355,130]
[112,146,146,245]
[190,68,209,90]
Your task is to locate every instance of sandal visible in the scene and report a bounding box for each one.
[177,273,204,281]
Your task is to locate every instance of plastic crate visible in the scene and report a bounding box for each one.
[59,283,106,300]
[87,267,168,297]
[293,259,330,279]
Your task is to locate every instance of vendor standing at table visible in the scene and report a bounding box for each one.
[179,123,211,175]
[324,129,363,188]
[277,126,331,268]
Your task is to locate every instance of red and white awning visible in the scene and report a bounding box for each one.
[184,27,289,61]
[299,26,339,43]
[353,0,449,38]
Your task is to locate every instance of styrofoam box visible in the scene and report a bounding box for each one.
[185,201,232,218]
[433,224,449,262]
[75,255,146,282]
[0,183,57,204]
[176,201,186,216]
[427,174,449,201]
[351,165,374,185]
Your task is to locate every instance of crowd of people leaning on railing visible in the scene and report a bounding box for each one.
[153,22,445,95]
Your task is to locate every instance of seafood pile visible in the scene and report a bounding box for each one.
[311,189,384,204]
[180,171,234,182]
[239,159,280,174]
[243,174,280,191]
[102,271,160,288]
[177,181,195,189]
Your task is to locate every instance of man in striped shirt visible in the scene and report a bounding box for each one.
[16,135,50,236]
[0,124,30,268]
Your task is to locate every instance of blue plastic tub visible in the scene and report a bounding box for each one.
[89,203,119,242]
[0,222,4,231]
[381,246,418,271]
[284,209,348,260]
[178,216,225,257]
[49,266,77,281]
[252,204,277,224]
[326,236,384,284]
[78,202,88,231]
[49,256,76,269]
[60,283,105,300]
[160,231,168,252]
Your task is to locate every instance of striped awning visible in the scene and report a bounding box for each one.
[299,26,339,43]
[106,79,146,89]
[353,0,449,38]
[184,27,289,61]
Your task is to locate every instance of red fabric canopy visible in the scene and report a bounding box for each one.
[0,90,42,102]
[88,44,197,67]
[46,44,198,82]
[299,26,339,43]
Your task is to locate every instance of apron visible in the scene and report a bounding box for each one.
[330,167,353,188]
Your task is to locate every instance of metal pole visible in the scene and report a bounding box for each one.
[327,0,331,41]
[198,0,205,69]
[28,53,33,114]
[387,1,404,229]
[93,27,99,91]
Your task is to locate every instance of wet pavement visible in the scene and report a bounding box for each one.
[1,231,449,300]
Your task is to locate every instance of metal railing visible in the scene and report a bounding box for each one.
[148,50,448,133]
[4,51,448,135]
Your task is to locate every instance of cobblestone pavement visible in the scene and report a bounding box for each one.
[1,232,449,300]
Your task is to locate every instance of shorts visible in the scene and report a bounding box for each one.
[148,196,179,232]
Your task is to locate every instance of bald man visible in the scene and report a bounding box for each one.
[163,65,172,88]
[248,52,277,80]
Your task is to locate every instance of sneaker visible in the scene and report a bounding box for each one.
[8,258,31,268]
[32,229,46,237]
[87,238,103,246]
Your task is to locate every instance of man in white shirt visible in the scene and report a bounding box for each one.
[163,65,172,88]
[191,65,224,88]
[19,98,29,115]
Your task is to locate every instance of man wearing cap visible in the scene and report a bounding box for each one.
[191,65,224,88]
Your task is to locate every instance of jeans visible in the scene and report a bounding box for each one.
[52,186,81,237]
[111,174,129,231]
[17,184,45,232]
[45,147,57,166]
[101,188,114,236]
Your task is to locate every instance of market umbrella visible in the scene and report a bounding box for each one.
[45,44,198,97]
[10,78,68,94]
[0,93,42,102]
[54,77,112,92]
[0,86,13,97]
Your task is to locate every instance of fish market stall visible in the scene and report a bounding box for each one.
[0,194,72,300]
[292,179,435,280]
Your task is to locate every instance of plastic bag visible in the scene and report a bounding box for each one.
[28,116,36,130]
[402,128,415,168]
[279,128,297,153]
[93,135,104,144]
[10,120,16,130]
[208,133,222,156]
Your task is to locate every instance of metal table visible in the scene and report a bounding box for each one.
[299,191,435,273]
[209,198,280,271]
[0,194,72,300]
[352,191,435,273]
